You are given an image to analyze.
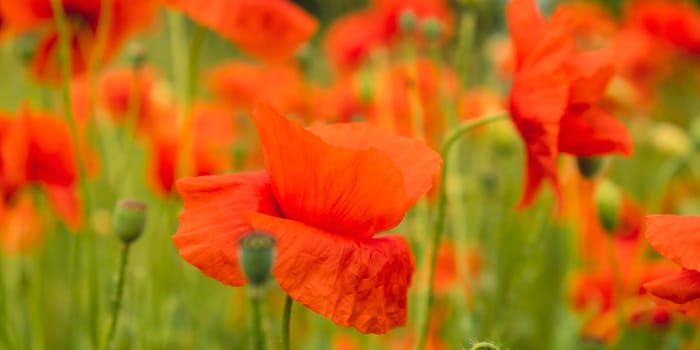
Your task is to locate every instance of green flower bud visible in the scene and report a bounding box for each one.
[16,33,39,65]
[128,42,147,70]
[399,9,417,33]
[469,342,500,350]
[113,200,146,244]
[239,232,276,286]
[595,179,622,234]
[421,18,442,40]
[576,156,606,179]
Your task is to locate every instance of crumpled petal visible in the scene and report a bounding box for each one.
[308,122,442,205]
[173,171,281,286]
[644,269,700,304]
[558,107,633,157]
[646,215,700,271]
[246,211,414,334]
[253,102,409,239]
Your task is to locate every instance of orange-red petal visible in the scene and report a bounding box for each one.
[252,103,409,239]
[166,0,317,62]
[506,0,547,68]
[558,107,633,157]
[308,122,441,205]
[644,269,700,305]
[173,171,281,286]
[246,211,413,334]
[646,215,700,271]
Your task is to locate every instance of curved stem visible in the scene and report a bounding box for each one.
[282,295,293,350]
[101,243,131,350]
[415,113,508,350]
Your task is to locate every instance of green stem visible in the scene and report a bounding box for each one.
[650,152,695,212]
[101,243,131,350]
[47,0,98,346]
[177,25,207,177]
[282,295,292,350]
[249,288,265,350]
[415,113,508,350]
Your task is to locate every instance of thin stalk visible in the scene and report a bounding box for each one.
[176,25,208,181]
[282,295,293,350]
[249,288,265,350]
[47,0,98,346]
[101,243,131,350]
[415,113,508,350]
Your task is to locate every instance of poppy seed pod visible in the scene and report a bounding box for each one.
[595,179,621,234]
[469,342,500,350]
[399,9,417,33]
[576,156,605,179]
[421,18,442,40]
[239,232,276,286]
[128,42,147,70]
[113,200,147,244]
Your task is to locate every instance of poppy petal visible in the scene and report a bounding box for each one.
[252,103,409,239]
[173,171,281,286]
[506,0,547,68]
[246,211,414,334]
[646,215,700,271]
[558,107,633,157]
[643,269,700,304]
[308,122,442,205]
[566,50,615,106]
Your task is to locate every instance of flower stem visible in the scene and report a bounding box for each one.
[47,0,98,346]
[101,243,131,350]
[282,295,293,350]
[415,113,508,350]
[249,288,265,350]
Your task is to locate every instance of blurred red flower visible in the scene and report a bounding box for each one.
[506,0,632,209]
[173,102,441,333]
[166,0,317,62]
[1,0,158,82]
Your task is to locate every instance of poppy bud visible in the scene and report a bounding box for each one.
[399,9,417,33]
[595,179,621,234]
[16,34,38,65]
[576,156,605,179]
[113,200,146,244]
[128,42,147,70]
[421,18,442,40]
[469,342,500,350]
[239,232,276,286]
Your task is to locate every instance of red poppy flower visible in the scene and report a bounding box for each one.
[1,0,158,82]
[0,106,84,226]
[97,66,158,127]
[644,215,700,317]
[173,102,441,333]
[146,101,236,196]
[506,0,632,209]
[206,61,308,117]
[626,1,700,56]
[166,0,317,62]
[324,0,452,73]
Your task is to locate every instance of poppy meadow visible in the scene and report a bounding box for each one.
[1,0,700,349]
